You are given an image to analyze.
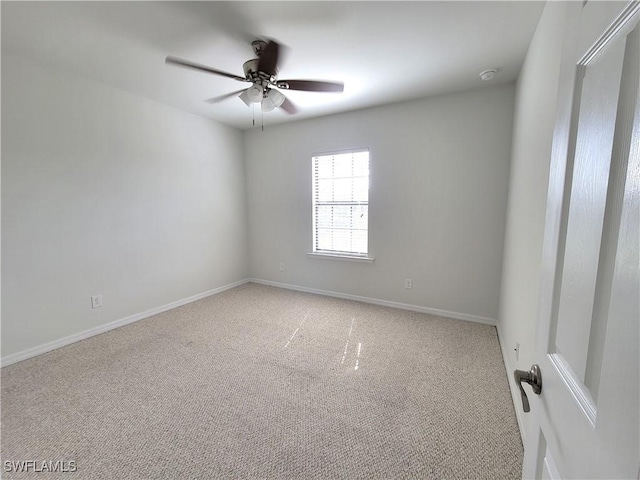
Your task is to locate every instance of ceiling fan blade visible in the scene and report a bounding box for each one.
[276,80,344,92]
[279,96,297,115]
[257,40,280,76]
[205,89,248,104]
[165,56,246,82]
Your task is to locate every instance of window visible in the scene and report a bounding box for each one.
[312,150,369,257]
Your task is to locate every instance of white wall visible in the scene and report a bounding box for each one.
[497,1,567,442]
[244,84,515,323]
[1,55,249,358]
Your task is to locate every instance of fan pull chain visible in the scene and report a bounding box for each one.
[261,109,264,132]
[252,104,255,126]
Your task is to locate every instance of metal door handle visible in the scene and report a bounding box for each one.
[514,364,542,412]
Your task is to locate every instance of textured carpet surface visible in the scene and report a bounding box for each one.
[1,283,522,479]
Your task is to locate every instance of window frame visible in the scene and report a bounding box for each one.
[310,149,374,262]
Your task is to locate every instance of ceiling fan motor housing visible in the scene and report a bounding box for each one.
[243,59,277,91]
[243,59,259,78]
[251,40,267,57]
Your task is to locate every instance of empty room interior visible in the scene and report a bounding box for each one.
[2,1,639,479]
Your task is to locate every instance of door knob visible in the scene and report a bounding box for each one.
[514,364,542,412]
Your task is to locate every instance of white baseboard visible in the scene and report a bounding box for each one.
[2,278,496,368]
[249,278,497,326]
[496,323,526,446]
[1,279,250,368]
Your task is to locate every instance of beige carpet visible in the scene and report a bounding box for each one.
[1,283,522,479]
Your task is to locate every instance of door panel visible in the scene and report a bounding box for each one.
[523,2,640,479]
[553,14,626,394]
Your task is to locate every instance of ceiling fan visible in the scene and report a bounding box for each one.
[165,39,344,116]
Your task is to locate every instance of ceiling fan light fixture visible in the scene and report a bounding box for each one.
[247,84,263,103]
[268,89,285,108]
[261,89,286,113]
[165,39,343,121]
[238,90,252,107]
[261,98,275,113]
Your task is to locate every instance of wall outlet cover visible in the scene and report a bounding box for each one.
[91,295,103,309]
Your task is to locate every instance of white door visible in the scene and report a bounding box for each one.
[522,1,640,479]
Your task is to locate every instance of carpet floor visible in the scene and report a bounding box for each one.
[1,283,522,479]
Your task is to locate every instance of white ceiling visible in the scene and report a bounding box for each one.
[2,1,544,130]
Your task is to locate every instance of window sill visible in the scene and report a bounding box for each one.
[306,252,375,263]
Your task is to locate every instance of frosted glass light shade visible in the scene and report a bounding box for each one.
[261,89,285,112]
[261,98,275,112]
[247,84,263,103]
[238,90,252,107]
[268,89,285,107]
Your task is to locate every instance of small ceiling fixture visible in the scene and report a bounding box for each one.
[479,69,498,81]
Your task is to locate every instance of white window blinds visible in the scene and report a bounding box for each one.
[312,150,369,255]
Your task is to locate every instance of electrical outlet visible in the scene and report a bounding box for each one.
[404,279,412,289]
[514,342,520,361]
[91,295,103,309]
[279,262,285,272]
